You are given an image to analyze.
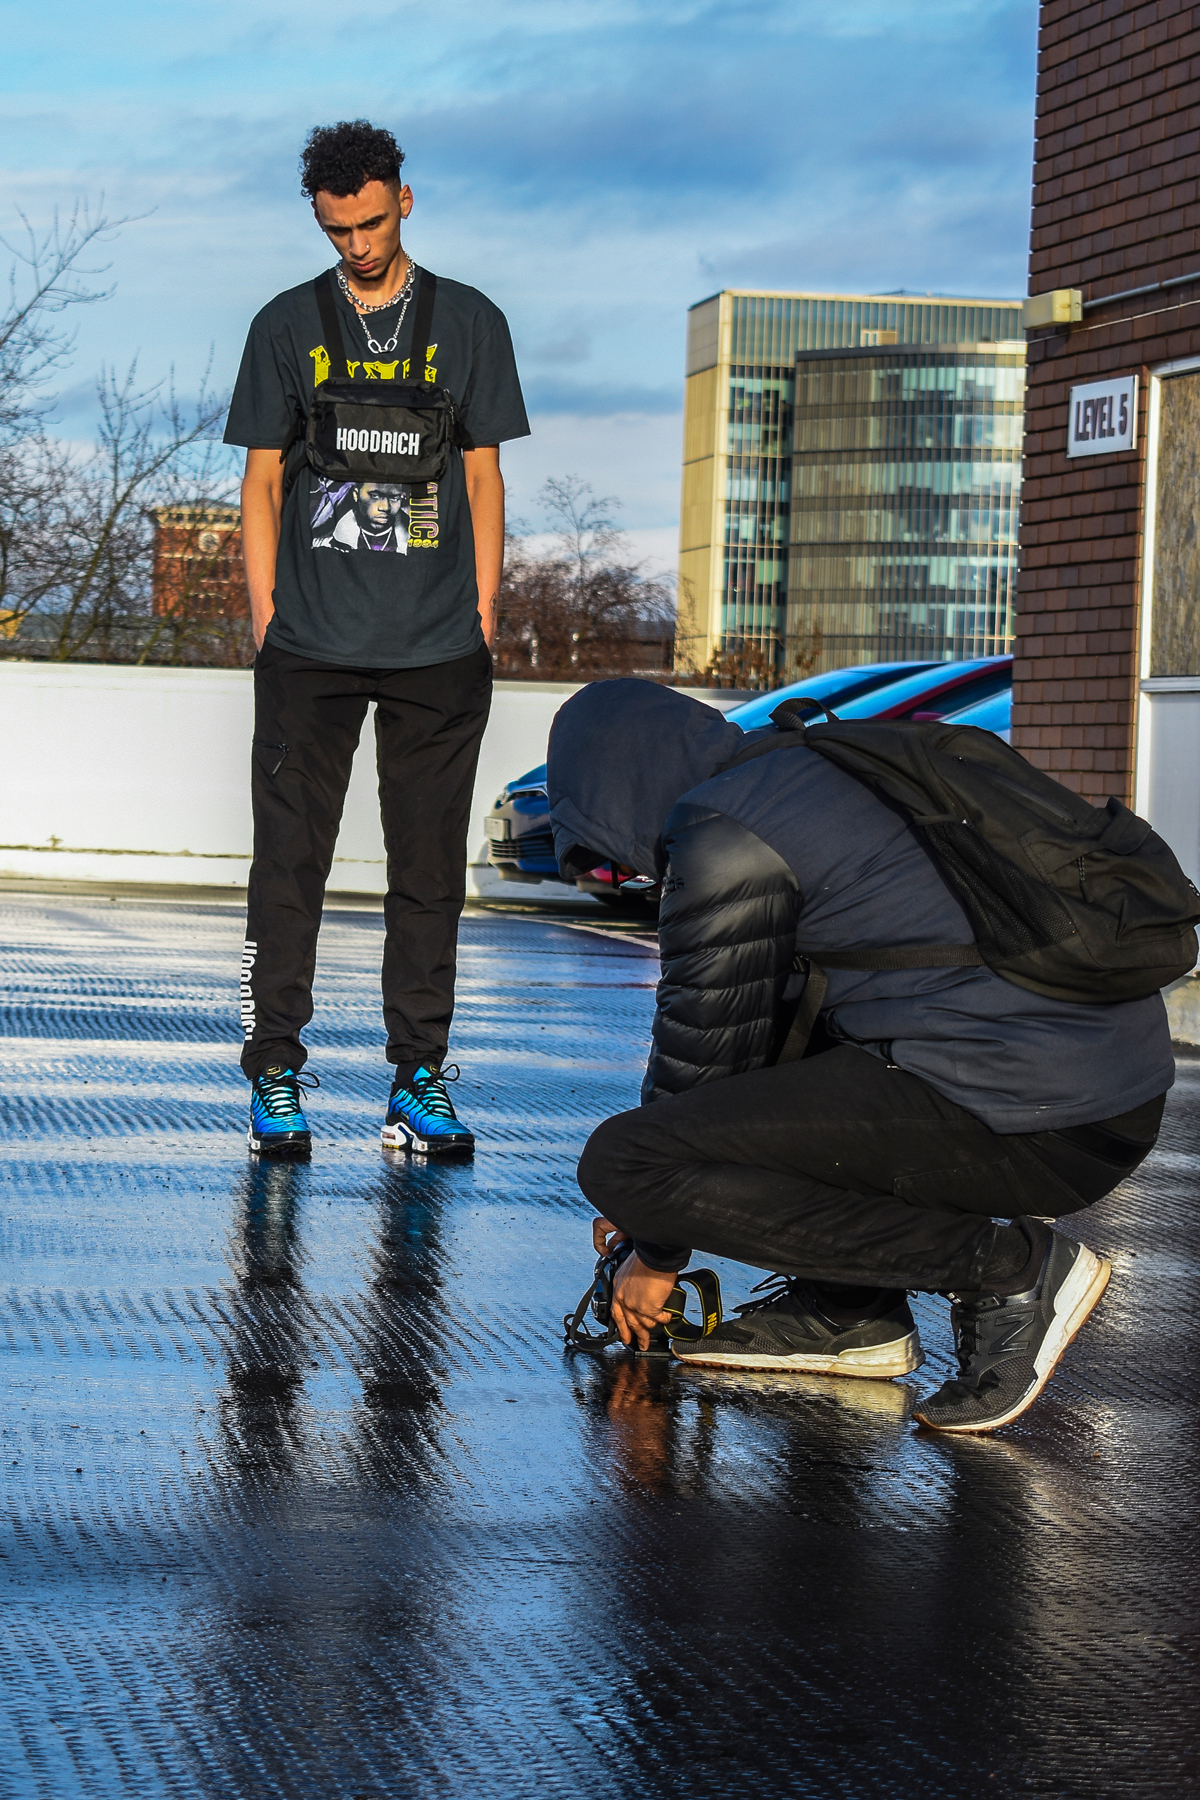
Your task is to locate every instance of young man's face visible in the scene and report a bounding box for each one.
[311,179,413,284]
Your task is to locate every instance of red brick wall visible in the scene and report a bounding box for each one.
[151,510,246,621]
[1016,0,1200,800]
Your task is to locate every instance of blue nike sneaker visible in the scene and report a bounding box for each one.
[381,1063,475,1155]
[248,1065,316,1159]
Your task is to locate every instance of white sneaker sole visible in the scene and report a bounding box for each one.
[918,1244,1112,1435]
[380,1122,474,1155]
[671,1330,924,1380]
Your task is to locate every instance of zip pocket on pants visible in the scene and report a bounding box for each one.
[253,739,289,776]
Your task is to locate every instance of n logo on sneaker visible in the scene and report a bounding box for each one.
[988,1315,1038,1356]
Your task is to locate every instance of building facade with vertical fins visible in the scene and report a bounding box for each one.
[677,290,1025,679]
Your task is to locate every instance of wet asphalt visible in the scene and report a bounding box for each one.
[1,889,1197,1799]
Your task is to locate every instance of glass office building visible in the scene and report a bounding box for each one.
[677,291,1024,677]
[789,346,1024,668]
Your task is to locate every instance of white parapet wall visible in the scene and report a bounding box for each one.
[7,660,1200,1041]
[0,661,586,895]
[0,662,749,897]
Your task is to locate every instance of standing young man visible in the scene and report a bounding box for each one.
[225,120,529,1158]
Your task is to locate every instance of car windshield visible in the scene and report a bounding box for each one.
[941,690,1013,732]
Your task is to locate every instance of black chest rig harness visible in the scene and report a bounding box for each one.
[283,268,462,496]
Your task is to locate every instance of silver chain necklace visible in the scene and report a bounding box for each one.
[336,257,418,356]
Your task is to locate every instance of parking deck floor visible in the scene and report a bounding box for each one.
[1,889,1198,1799]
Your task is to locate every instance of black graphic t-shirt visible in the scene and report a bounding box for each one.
[224,268,530,668]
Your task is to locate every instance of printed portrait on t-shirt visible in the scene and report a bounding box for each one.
[311,475,441,553]
[312,477,410,554]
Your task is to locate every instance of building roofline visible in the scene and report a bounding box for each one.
[793,341,1026,362]
[687,288,1022,312]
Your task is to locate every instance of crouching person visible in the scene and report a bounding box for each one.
[547,680,1175,1435]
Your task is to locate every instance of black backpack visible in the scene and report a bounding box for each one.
[282,268,460,496]
[746,699,1200,1009]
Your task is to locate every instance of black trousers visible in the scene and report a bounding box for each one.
[241,639,492,1080]
[577,1046,1164,1294]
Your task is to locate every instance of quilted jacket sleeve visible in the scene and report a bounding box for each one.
[641,800,802,1104]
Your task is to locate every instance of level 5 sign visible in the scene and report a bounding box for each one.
[1067,374,1138,457]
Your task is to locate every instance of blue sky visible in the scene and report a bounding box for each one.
[2,0,1038,569]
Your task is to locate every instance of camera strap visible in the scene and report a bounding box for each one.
[563,1248,723,1356]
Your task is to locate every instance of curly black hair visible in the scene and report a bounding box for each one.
[300,121,405,199]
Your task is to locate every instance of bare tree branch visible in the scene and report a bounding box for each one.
[0,201,122,445]
[1,354,238,663]
[0,196,250,667]
[496,476,675,680]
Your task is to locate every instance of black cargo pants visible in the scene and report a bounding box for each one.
[240,638,492,1081]
[578,1045,1165,1293]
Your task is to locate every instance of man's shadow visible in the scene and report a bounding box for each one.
[214,1154,454,1493]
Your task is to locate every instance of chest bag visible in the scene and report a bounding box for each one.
[283,268,461,494]
[725,701,1200,1058]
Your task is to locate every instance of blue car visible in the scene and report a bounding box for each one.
[484,764,559,883]
[485,662,937,889]
[484,657,1013,892]
[820,655,1012,724]
[940,688,1012,742]
[722,660,939,731]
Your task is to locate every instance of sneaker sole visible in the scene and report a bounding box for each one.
[380,1123,475,1156]
[670,1331,924,1380]
[247,1130,311,1160]
[914,1245,1112,1435]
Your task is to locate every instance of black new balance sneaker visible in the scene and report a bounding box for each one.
[670,1277,924,1379]
[914,1226,1112,1434]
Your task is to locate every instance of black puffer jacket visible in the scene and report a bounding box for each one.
[643,795,799,1098]
[546,681,1173,1132]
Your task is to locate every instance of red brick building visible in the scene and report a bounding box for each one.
[151,505,246,621]
[1018,0,1200,888]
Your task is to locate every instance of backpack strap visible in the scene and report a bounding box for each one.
[719,695,834,773]
[408,269,437,379]
[816,944,983,970]
[314,271,349,378]
[775,958,829,1064]
[774,938,985,1066]
[722,711,987,1061]
[277,272,347,485]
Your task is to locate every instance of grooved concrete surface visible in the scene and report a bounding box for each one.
[1,891,1198,1799]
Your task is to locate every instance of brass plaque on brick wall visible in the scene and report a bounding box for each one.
[1151,370,1200,677]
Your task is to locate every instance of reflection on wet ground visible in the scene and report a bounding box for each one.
[1,892,1197,1797]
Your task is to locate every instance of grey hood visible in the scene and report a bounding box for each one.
[546,679,746,879]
